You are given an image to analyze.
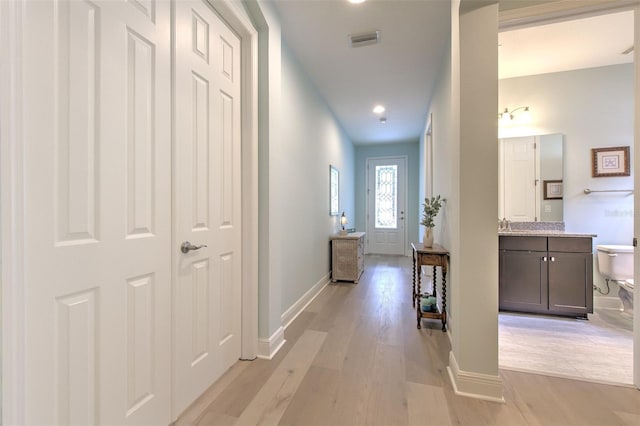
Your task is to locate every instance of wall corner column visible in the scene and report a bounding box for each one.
[447,0,504,403]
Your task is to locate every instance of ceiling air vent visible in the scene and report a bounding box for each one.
[349,30,381,48]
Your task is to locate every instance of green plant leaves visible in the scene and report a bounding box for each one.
[421,195,442,228]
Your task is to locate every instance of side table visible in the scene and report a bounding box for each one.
[330,232,365,283]
[411,242,450,331]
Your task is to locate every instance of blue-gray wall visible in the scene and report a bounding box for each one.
[279,42,356,312]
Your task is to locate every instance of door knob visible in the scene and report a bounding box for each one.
[181,241,207,253]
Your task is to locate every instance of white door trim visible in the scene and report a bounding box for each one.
[1,1,26,423]
[204,0,259,363]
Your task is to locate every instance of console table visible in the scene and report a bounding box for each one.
[330,232,365,283]
[411,242,449,331]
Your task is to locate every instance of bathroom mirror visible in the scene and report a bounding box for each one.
[499,133,564,222]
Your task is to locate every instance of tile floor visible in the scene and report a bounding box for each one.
[499,308,633,385]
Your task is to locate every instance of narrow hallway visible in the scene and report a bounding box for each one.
[177,255,640,425]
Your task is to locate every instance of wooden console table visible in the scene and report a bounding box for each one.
[411,242,449,331]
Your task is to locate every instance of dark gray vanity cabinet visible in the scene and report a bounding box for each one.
[499,236,593,317]
[547,237,593,316]
[499,237,548,314]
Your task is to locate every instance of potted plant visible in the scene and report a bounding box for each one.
[421,195,442,247]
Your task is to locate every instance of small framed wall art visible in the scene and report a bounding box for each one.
[591,146,630,177]
[543,180,563,200]
[330,165,339,215]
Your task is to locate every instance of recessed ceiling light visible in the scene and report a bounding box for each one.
[379,117,387,124]
[373,105,385,114]
[348,0,366,4]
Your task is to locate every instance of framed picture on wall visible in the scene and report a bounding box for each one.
[330,165,339,215]
[592,146,630,177]
[543,180,563,200]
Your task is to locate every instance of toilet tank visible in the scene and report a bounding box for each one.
[596,244,634,281]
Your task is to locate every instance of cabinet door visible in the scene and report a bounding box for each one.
[499,250,548,313]
[548,252,593,315]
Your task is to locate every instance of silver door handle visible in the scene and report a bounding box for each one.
[181,241,207,253]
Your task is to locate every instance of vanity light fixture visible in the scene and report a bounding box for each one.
[499,106,531,124]
[373,104,385,114]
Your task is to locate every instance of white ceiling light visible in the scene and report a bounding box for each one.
[373,105,385,114]
[348,0,366,4]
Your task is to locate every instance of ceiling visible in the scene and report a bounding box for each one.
[272,1,634,146]
[273,0,450,145]
[499,10,634,79]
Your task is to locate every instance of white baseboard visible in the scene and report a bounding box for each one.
[257,326,286,360]
[281,272,330,329]
[257,273,330,360]
[594,295,623,311]
[447,351,505,403]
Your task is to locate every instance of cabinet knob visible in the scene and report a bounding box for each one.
[550,256,555,262]
[542,256,547,262]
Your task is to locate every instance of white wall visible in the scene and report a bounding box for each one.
[279,42,355,312]
[454,0,501,395]
[245,0,355,346]
[422,0,503,401]
[246,0,284,344]
[500,64,634,243]
[500,64,634,301]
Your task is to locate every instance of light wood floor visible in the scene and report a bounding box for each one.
[176,255,640,426]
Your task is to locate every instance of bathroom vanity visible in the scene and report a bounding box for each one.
[499,231,596,318]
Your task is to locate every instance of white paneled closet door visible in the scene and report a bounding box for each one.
[172,0,243,417]
[21,1,172,424]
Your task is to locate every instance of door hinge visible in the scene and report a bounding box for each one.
[533,142,537,149]
[633,237,637,247]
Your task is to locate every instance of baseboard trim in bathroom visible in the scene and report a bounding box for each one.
[594,295,623,311]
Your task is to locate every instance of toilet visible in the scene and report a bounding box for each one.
[596,244,634,315]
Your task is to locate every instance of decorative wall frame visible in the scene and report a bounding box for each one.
[543,180,563,200]
[330,165,339,215]
[591,146,630,177]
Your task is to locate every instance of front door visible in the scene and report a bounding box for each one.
[172,0,243,417]
[19,1,172,424]
[366,157,407,255]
